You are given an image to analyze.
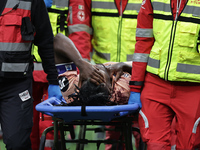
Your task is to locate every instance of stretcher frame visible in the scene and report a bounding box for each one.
[36,97,141,150]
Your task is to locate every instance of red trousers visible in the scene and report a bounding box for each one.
[30,81,49,150]
[139,73,200,150]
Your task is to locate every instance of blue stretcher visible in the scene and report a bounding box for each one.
[36,97,141,150]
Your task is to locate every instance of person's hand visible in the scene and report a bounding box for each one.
[106,62,131,82]
[78,60,105,87]
[120,91,141,116]
[106,63,124,82]
[48,84,62,100]
[128,91,142,108]
[44,0,52,8]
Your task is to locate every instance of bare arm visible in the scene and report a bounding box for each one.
[106,62,132,82]
[54,33,104,86]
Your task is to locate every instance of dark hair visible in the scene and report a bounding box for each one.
[60,80,117,106]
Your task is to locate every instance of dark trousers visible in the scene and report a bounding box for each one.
[0,77,33,150]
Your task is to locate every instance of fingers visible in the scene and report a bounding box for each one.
[78,76,83,87]
[89,73,103,85]
[114,71,123,82]
[93,69,104,83]
[79,68,104,86]
[90,78,101,85]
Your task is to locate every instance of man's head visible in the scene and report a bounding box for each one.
[65,64,116,106]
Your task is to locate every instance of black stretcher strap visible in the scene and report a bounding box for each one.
[81,105,87,116]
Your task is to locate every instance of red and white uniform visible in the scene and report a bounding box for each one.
[130,0,200,149]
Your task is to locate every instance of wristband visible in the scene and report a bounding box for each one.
[56,62,76,75]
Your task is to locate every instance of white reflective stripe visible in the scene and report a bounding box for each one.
[45,139,54,148]
[68,24,92,35]
[133,53,149,62]
[2,62,28,72]
[136,28,153,38]
[34,63,43,71]
[0,42,32,51]
[171,145,176,150]
[6,0,31,10]
[177,63,200,74]
[192,117,200,133]
[139,110,149,128]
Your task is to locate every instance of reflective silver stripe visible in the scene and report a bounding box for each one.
[152,1,200,16]
[95,51,110,60]
[92,1,116,9]
[177,63,200,74]
[6,0,31,10]
[171,145,176,150]
[34,63,43,71]
[133,53,149,62]
[184,5,200,16]
[2,62,28,72]
[18,1,31,10]
[152,2,171,12]
[147,57,160,68]
[68,24,92,35]
[136,28,153,38]
[192,117,200,133]
[0,42,32,52]
[126,3,142,11]
[92,1,141,11]
[54,0,68,8]
[139,110,149,128]
[45,139,54,148]
[69,6,73,24]
[127,54,133,61]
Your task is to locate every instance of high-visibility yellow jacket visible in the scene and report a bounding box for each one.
[146,0,200,82]
[91,0,142,63]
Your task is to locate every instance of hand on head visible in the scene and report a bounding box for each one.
[78,60,105,87]
[106,62,125,82]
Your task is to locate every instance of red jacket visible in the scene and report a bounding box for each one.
[130,0,187,92]
[67,0,128,61]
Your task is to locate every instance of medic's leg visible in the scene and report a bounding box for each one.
[31,81,48,150]
[171,84,200,150]
[0,78,33,150]
[138,73,175,150]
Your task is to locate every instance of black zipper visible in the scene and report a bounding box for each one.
[164,21,178,80]
[117,0,123,62]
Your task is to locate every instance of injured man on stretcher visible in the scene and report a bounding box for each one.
[54,33,132,106]
[53,33,141,149]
